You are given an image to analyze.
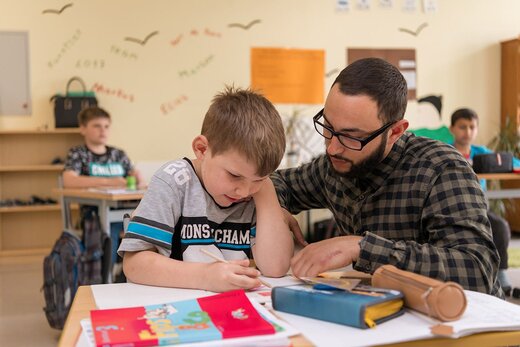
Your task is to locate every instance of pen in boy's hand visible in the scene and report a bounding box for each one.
[199,248,272,288]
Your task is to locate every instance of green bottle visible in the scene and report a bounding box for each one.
[126,175,137,190]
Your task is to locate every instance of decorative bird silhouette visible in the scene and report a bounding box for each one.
[124,31,159,46]
[228,19,261,30]
[398,22,428,37]
[42,3,73,15]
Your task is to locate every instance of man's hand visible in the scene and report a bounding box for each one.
[202,259,262,292]
[291,236,362,278]
[281,208,308,247]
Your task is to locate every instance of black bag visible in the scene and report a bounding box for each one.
[473,152,513,173]
[42,230,84,329]
[51,76,97,128]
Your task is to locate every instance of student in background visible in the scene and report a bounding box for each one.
[450,107,520,295]
[63,106,144,273]
[118,86,293,292]
[272,58,503,297]
[63,106,143,189]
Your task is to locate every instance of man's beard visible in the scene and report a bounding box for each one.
[328,135,387,179]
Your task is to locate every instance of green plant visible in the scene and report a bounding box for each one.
[487,116,520,156]
[487,116,520,215]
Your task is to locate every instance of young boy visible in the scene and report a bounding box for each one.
[450,107,520,295]
[63,106,143,188]
[63,106,144,275]
[118,87,294,292]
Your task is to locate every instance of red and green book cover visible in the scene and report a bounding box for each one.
[90,289,276,347]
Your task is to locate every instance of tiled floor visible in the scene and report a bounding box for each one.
[1,238,520,347]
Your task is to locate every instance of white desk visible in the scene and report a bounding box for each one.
[54,188,144,235]
[54,188,144,282]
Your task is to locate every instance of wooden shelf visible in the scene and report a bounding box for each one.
[0,129,83,254]
[0,128,80,135]
[0,204,62,213]
[0,203,79,213]
[0,164,64,172]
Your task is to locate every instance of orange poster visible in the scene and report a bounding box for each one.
[251,47,324,104]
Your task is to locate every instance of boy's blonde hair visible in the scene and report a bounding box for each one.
[201,86,286,176]
[78,106,111,126]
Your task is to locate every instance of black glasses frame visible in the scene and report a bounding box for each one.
[313,108,396,151]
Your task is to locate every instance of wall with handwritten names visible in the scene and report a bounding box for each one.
[1,0,519,163]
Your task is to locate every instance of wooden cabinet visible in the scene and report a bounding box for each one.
[501,37,520,231]
[501,37,520,129]
[0,129,82,256]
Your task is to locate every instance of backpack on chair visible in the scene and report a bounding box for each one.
[42,230,84,329]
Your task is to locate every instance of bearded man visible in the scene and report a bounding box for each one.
[271,58,503,298]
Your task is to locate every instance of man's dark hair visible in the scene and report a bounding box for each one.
[450,108,478,126]
[333,57,408,123]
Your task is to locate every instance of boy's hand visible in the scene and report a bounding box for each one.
[203,259,262,292]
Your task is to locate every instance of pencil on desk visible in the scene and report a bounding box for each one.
[199,248,272,288]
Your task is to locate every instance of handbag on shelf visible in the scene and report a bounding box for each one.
[51,76,98,128]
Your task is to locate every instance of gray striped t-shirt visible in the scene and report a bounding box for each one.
[118,158,256,263]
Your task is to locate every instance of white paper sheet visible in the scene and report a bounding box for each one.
[91,283,211,309]
[272,307,431,347]
[401,70,417,89]
[87,187,146,194]
[78,319,95,347]
[448,290,520,337]
[258,275,303,288]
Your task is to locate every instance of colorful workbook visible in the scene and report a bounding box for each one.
[90,289,276,347]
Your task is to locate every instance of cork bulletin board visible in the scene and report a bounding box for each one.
[347,48,416,100]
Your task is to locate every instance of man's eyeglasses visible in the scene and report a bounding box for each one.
[313,108,396,151]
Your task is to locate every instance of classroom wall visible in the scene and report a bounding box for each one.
[1,0,519,164]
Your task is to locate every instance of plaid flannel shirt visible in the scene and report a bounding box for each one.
[272,132,502,297]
